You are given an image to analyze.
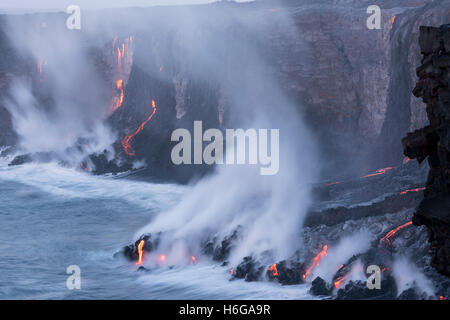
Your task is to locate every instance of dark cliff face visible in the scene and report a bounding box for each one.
[0,1,449,181]
[100,0,450,180]
[403,24,450,277]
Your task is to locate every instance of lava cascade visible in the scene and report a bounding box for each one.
[121,99,157,156]
[302,245,328,280]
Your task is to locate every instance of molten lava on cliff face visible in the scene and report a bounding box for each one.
[121,99,157,156]
[302,245,328,280]
[111,36,134,113]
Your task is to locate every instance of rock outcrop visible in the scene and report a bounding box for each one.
[402,24,450,277]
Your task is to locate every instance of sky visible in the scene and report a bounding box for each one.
[0,0,252,12]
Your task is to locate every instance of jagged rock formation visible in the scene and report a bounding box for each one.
[402,24,450,277]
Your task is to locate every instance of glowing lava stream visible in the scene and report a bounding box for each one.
[268,264,279,277]
[112,36,133,112]
[361,167,393,178]
[121,99,157,156]
[390,16,396,29]
[136,240,145,265]
[302,245,328,280]
[400,187,426,195]
[334,275,347,289]
[379,221,413,246]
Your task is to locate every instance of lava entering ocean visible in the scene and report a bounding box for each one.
[302,245,328,280]
[268,264,279,277]
[121,99,157,156]
[136,240,145,265]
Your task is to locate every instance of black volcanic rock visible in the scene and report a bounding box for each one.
[88,150,133,175]
[335,276,397,300]
[233,256,264,282]
[202,228,241,262]
[115,233,159,261]
[397,288,425,300]
[309,277,332,296]
[402,24,450,277]
[8,152,55,166]
[266,260,305,285]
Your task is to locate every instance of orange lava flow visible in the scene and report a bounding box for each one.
[400,187,426,195]
[190,256,197,264]
[268,264,279,277]
[380,221,413,245]
[334,275,347,289]
[136,240,145,265]
[113,79,124,112]
[390,16,396,29]
[302,245,328,280]
[440,296,448,300]
[361,167,393,178]
[111,36,133,112]
[158,254,166,263]
[324,181,340,187]
[121,99,157,156]
[230,268,234,275]
[403,157,411,164]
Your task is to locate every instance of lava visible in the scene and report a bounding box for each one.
[361,167,393,178]
[190,256,197,264]
[230,268,234,275]
[268,264,279,277]
[136,240,145,265]
[158,254,166,263]
[121,99,157,156]
[390,16,396,29]
[334,275,347,289]
[379,221,413,246]
[113,79,124,111]
[403,157,411,164]
[111,36,134,112]
[324,181,340,187]
[400,187,426,195]
[302,245,328,280]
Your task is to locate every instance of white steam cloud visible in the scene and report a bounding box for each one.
[134,7,321,265]
[3,14,116,164]
[311,230,372,283]
[392,256,435,297]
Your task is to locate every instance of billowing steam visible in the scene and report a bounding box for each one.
[310,231,372,283]
[3,14,116,164]
[3,5,321,265]
[392,256,435,297]
[135,7,320,264]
